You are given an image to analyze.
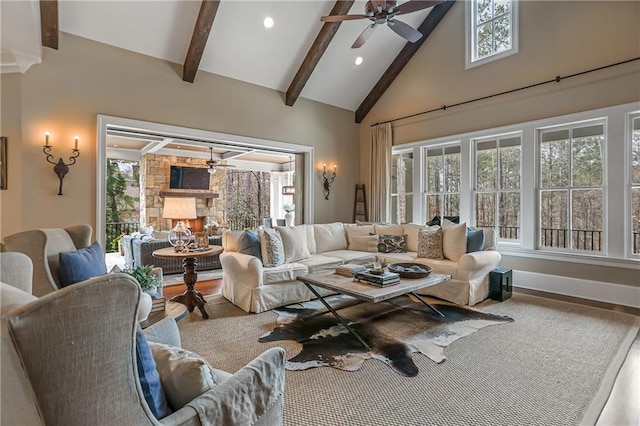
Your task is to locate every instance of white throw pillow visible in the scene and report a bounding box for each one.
[258,228,285,267]
[313,223,347,253]
[348,235,379,252]
[442,221,467,261]
[149,342,220,411]
[304,224,317,254]
[275,225,311,263]
[403,223,425,252]
[345,225,375,243]
[374,224,404,236]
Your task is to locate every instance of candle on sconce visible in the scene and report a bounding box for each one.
[323,163,327,172]
[44,132,50,147]
[333,164,337,173]
[74,136,79,150]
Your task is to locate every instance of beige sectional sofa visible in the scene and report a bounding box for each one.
[221,222,501,313]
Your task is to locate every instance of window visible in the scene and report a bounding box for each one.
[474,135,521,240]
[466,0,518,68]
[630,114,640,255]
[537,122,605,252]
[424,145,460,221]
[391,151,413,224]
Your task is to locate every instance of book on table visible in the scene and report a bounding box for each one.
[335,263,368,277]
[354,270,400,287]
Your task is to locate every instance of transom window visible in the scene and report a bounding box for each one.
[424,145,461,221]
[537,122,605,253]
[466,0,518,68]
[474,135,521,240]
[391,151,414,225]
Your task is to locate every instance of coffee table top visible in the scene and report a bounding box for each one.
[153,245,223,259]
[298,272,451,303]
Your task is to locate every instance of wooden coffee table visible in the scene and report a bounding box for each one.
[297,271,451,350]
[153,246,223,319]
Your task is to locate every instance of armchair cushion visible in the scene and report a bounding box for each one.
[149,342,220,411]
[58,242,107,287]
[135,327,172,419]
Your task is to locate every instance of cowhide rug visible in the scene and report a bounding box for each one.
[259,295,514,377]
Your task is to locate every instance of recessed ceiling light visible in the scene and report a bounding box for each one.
[176,145,181,149]
[355,56,363,66]
[113,144,118,147]
[264,17,274,28]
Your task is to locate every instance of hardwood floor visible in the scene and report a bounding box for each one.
[166,279,638,424]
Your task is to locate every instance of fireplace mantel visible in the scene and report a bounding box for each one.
[160,190,220,200]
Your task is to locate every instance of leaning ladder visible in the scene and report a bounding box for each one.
[353,184,368,223]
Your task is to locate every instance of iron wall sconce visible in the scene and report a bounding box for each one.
[322,163,336,200]
[42,132,80,195]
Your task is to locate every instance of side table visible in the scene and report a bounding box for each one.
[141,301,188,329]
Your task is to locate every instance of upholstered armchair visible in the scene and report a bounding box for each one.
[1,273,286,426]
[2,224,92,296]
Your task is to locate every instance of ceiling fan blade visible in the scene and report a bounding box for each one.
[387,19,423,43]
[351,23,377,49]
[393,0,442,15]
[371,0,386,12]
[320,14,369,22]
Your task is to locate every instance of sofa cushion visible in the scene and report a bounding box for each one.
[304,225,317,254]
[348,235,378,252]
[238,231,262,261]
[374,224,405,236]
[149,342,220,411]
[466,228,485,253]
[275,226,311,263]
[442,221,467,262]
[313,223,347,252]
[259,229,285,268]
[417,227,444,259]
[414,258,461,280]
[376,252,416,264]
[58,242,108,287]
[345,225,375,244]
[377,234,407,253]
[135,327,172,419]
[322,250,376,264]
[297,255,345,274]
[403,223,424,252]
[263,263,308,284]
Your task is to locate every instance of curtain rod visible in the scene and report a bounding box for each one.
[371,57,640,127]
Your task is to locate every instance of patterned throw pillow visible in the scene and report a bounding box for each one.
[259,228,285,267]
[417,227,444,259]
[376,234,407,253]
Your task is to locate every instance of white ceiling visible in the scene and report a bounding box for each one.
[1,0,436,112]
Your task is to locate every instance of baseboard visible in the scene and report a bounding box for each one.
[513,270,640,309]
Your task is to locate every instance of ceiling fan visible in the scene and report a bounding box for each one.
[206,147,235,174]
[321,0,443,48]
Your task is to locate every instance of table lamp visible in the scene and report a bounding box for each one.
[163,197,197,252]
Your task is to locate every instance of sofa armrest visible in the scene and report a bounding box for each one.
[220,252,265,288]
[458,250,502,280]
[161,347,285,426]
[142,317,181,348]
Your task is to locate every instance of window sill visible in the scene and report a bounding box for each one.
[497,245,640,269]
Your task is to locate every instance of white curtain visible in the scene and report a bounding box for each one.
[369,123,392,223]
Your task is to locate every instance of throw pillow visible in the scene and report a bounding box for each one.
[426,215,460,226]
[345,224,375,243]
[403,223,424,252]
[442,221,467,261]
[58,242,108,287]
[374,224,404,236]
[135,327,172,419]
[417,227,444,259]
[348,235,379,252]
[149,342,220,411]
[258,228,285,267]
[466,228,485,253]
[313,223,347,252]
[376,234,407,253]
[237,230,262,261]
[275,226,311,263]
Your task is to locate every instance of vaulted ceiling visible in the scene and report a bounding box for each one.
[1,0,454,123]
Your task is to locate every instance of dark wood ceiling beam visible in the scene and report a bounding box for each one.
[40,0,59,49]
[355,0,455,123]
[285,1,355,107]
[183,0,220,83]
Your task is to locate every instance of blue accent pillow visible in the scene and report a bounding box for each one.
[58,241,108,287]
[135,326,172,419]
[238,230,262,261]
[466,228,485,253]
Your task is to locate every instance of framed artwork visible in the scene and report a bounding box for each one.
[0,137,6,190]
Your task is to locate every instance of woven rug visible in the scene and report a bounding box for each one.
[177,293,639,426]
[258,295,513,376]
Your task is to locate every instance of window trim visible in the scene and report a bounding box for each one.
[627,112,640,258]
[465,0,519,70]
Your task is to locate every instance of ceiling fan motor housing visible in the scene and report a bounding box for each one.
[365,0,399,24]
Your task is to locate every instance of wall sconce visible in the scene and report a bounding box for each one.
[42,132,80,195]
[322,163,337,200]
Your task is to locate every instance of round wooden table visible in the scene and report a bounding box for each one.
[152,246,224,319]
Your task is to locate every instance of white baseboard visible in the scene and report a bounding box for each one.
[513,270,640,309]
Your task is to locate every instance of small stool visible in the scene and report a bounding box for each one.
[489,267,512,301]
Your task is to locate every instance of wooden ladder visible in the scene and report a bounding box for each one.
[353,184,368,223]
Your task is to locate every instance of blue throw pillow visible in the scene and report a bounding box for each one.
[58,242,108,287]
[238,230,262,261]
[466,228,485,253]
[135,326,172,419]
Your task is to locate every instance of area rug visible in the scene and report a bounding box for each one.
[258,295,514,376]
[177,293,639,426]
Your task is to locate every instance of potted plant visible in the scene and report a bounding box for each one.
[283,204,295,226]
[123,264,163,296]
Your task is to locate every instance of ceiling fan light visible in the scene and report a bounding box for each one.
[263,17,274,28]
[355,56,363,65]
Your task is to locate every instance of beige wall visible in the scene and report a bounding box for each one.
[358,1,640,287]
[1,32,359,240]
[0,73,23,237]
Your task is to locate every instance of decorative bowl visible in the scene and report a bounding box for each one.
[387,263,432,278]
